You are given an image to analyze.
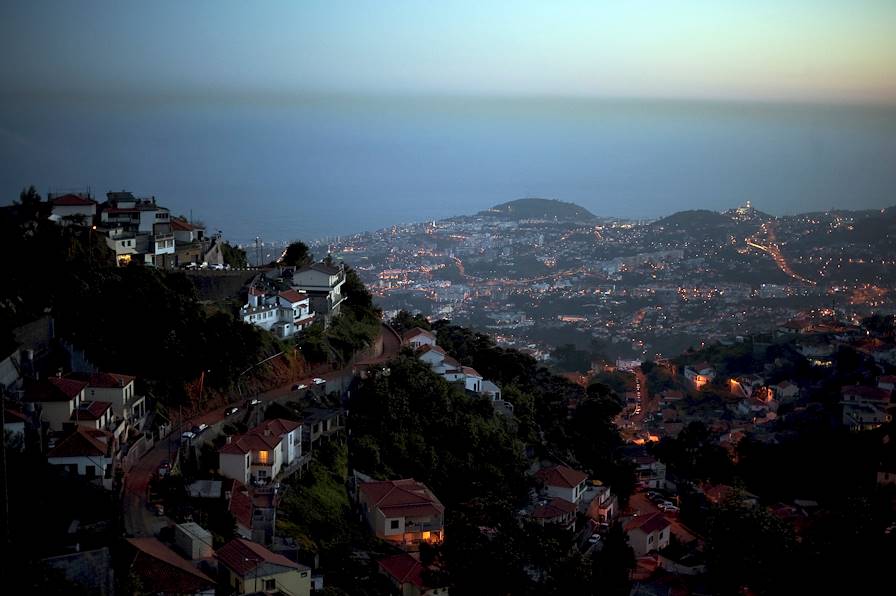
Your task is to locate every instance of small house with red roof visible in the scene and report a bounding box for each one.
[403,327,436,349]
[23,376,87,431]
[535,465,588,505]
[378,552,447,596]
[684,362,715,389]
[531,497,577,530]
[625,512,671,556]
[358,479,445,549]
[216,538,311,596]
[461,366,483,393]
[126,537,215,595]
[68,371,145,428]
[219,418,303,485]
[241,287,314,338]
[417,344,448,367]
[70,399,114,431]
[47,427,114,488]
[48,192,97,223]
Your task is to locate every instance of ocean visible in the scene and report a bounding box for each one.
[2,94,895,245]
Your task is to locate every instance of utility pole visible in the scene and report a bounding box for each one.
[255,236,261,268]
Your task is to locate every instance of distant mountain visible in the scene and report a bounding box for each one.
[479,198,596,221]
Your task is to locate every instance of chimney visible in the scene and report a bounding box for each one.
[226,436,232,444]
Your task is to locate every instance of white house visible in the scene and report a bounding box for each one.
[70,400,114,431]
[23,377,87,431]
[536,465,588,505]
[48,193,97,223]
[290,262,346,322]
[403,328,436,349]
[625,513,671,556]
[462,367,483,393]
[241,288,314,338]
[218,418,302,484]
[68,372,146,428]
[417,345,448,367]
[47,427,114,489]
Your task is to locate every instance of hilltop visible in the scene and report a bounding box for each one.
[480,198,596,221]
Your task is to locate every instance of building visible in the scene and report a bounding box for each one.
[67,371,146,429]
[46,427,114,488]
[218,418,303,485]
[531,497,577,530]
[241,288,314,338]
[535,465,588,505]
[358,479,445,549]
[403,327,436,349]
[290,262,347,324]
[684,362,715,389]
[48,193,97,224]
[174,523,214,561]
[625,513,671,557]
[22,376,88,431]
[216,538,311,596]
[126,537,215,595]
[378,552,448,596]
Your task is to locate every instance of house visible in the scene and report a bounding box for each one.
[126,537,215,595]
[773,381,799,401]
[625,513,671,557]
[658,390,684,408]
[23,376,87,431]
[584,482,618,522]
[219,418,303,484]
[290,262,347,324]
[531,497,577,530]
[632,454,666,489]
[841,385,892,405]
[68,371,146,428]
[47,427,114,488]
[216,538,311,596]
[684,362,715,389]
[241,288,314,338]
[170,217,205,243]
[403,328,436,349]
[378,552,448,596]
[48,193,97,224]
[480,380,501,401]
[70,400,114,431]
[103,228,140,266]
[416,344,448,367]
[843,402,891,431]
[303,408,345,449]
[461,367,483,393]
[535,465,588,504]
[358,479,445,549]
[174,522,214,561]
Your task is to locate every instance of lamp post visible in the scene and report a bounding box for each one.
[244,556,263,593]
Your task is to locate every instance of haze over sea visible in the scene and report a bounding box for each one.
[2,95,895,245]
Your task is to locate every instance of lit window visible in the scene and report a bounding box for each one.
[257,450,269,464]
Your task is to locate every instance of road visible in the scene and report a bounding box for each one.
[746,222,816,285]
[122,322,401,537]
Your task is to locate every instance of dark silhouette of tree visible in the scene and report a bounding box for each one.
[281,241,312,267]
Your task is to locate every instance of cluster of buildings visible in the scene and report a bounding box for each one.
[47,190,225,268]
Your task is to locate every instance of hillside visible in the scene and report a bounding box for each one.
[652,209,733,228]
[480,198,596,221]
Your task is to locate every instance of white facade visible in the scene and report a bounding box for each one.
[220,451,251,484]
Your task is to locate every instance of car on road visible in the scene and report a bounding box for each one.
[157,460,170,477]
[312,377,326,385]
[224,406,240,416]
[248,398,261,406]
[191,423,209,435]
[659,503,679,513]
[210,263,225,270]
[181,431,196,441]
[588,534,602,544]
[292,383,307,391]
[646,491,664,503]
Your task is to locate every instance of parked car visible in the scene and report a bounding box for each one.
[181,431,196,441]
[192,423,209,434]
[292,383,307,391]
[659,503,679,513]
[210,263,225,270]
[646,491,664,503]
[588,534,602,544]
[224,406,239,416]
[248,398,261,406]
[312,377,326,385]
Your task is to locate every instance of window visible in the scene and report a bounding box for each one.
[648,535,653,544]
[265,579,276,590]
[390,519,400,529]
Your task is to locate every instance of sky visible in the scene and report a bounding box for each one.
[2,0,895,103]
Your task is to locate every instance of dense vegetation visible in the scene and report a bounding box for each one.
[482,198,596,221]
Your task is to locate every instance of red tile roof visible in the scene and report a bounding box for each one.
[403,327,435,342]
[535,465,587,490]
[227,480,253,530]
[216,538,303,577]
[219,432,280,455]
[169,217,202,231]
[249,418,302,437]
[68,371,135,388]
[24,377,87,402]
[625,512,670,534]
[461,366,482,378]
[71,400,112,421]
[51,193,96,206]
[378,553,429,589]
[417,344,447,356]
[47,427,110,458]
[532,497,577,520]
[359,479,444,519]
[127,538,215,593]
[878,375,896,384]
[278,289,308,303]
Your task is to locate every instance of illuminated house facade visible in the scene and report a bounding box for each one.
[358,479,445,550]
[684,362,716,389]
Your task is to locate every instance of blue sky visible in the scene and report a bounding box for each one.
[2,1,894,103]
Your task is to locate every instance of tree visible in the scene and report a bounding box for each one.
[390,310,431,334]
[220,241,248,268]
[282,241,312,267]
[592,523,635,596]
